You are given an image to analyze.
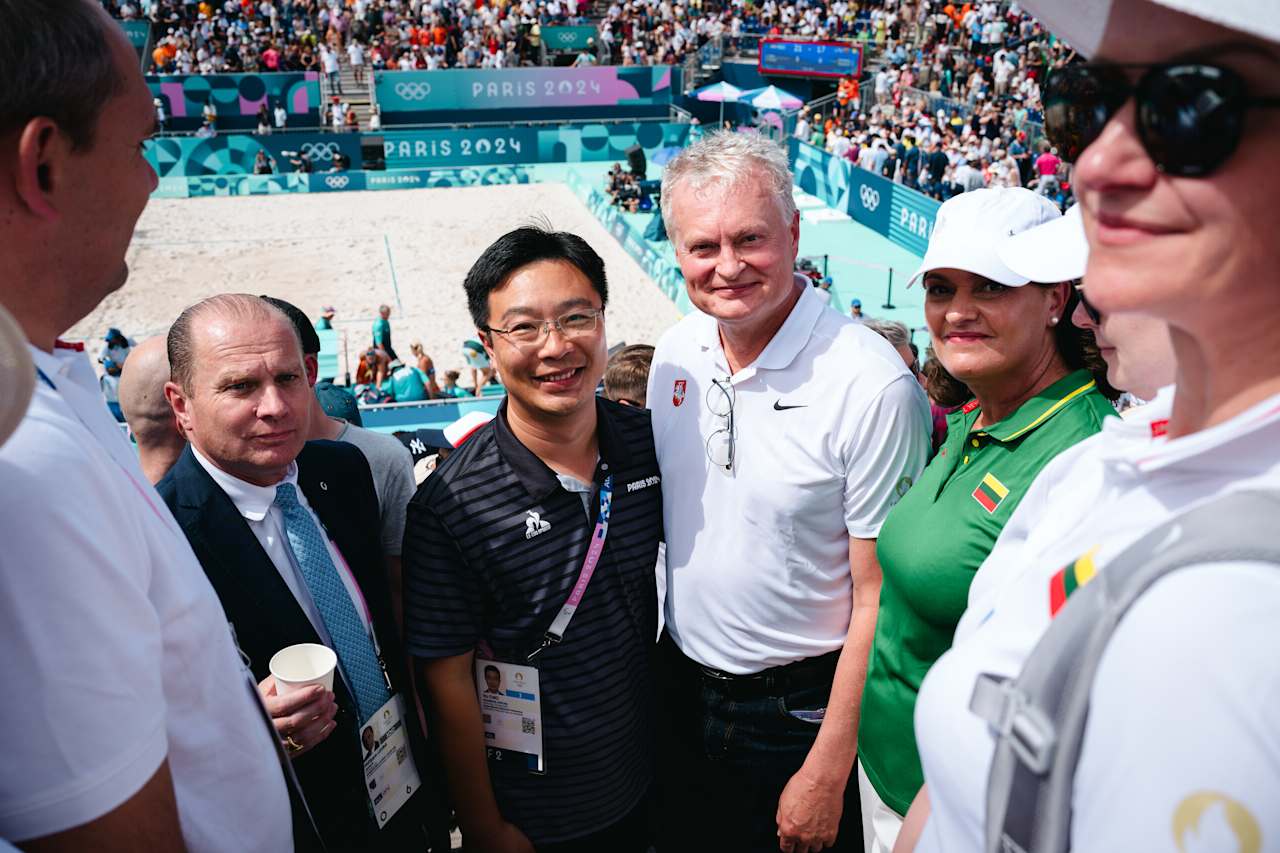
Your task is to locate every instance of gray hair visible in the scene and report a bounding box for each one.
[660,131,797,239]
[168,295,301,391]
[0,0,125,150]
[864,318,912,348]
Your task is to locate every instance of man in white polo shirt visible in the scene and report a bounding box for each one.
[649,131,931,853]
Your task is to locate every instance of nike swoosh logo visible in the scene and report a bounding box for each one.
[773,401,807,411]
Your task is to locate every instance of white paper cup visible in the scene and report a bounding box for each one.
[269,643,337,696]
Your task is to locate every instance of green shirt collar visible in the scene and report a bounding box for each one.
[961,369,1100,443]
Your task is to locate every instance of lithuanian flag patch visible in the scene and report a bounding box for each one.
[971,472,1009,514]
[1049,548,1099,617]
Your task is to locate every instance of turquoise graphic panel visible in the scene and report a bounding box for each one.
[543,26,599,51]
[789,138,938,257]
[152,166,531,199]
[382,128,538,169]
[118,19,150,60]
[564,170,690,314]
[146,134,362,177]
[374,66,677,123]
[382,122,690,169]
[147,72,322,132]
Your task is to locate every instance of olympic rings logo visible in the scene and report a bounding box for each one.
[394,81,433,100]
[554,31,582,44]
[300,142,340,161]
[859,185,880,211]
[325,175,350,189]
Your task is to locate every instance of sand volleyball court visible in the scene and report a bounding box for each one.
[69,182,682,374]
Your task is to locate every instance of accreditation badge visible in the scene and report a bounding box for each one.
[361,695,423,828]
[475,657,545,774]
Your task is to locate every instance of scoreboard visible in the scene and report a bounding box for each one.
[758,39,863,79]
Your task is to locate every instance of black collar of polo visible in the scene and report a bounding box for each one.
[492,396,636,502]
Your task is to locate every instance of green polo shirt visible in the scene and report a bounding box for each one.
[858,369,1115,816]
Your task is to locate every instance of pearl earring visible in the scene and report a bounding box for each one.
[1049,317,1059,326]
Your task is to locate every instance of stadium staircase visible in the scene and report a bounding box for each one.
[319,54,376,132]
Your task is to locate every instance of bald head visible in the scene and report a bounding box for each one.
[119,337,172,428]
[168,294,303,391]
[120,335,185,483]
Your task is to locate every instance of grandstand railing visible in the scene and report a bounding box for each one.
[359,395,504,434]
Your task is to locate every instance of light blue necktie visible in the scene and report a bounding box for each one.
[274,482,391,721]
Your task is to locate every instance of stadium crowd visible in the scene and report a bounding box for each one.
[121,0,1076,205]
[121,0,594,76]
[792,2,1076,204]
[4,1,1279,853]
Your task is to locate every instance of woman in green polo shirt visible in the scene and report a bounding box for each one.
[856,188,1117,851]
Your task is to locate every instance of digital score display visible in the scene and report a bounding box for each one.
[758,39,863,79]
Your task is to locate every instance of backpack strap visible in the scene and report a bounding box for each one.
[972,489,1280,853]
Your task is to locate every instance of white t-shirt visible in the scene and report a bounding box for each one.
[649,284,931,673]
[0,346,291,849]
[914,387,1280,851]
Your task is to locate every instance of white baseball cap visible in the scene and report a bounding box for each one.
[997,204,1087,283]
[910,188,1064,287]
[1015,0,1278,57]
[444,410,494,447]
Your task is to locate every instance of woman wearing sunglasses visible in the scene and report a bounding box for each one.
[856,187,1116,853]
[897,2,1280,851]
[997,204,1177,415]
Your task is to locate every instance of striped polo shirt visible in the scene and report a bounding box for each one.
[403,396,661,845]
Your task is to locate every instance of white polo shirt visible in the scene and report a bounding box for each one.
[649,284,931,674]
[915,387,1280,851]
[0,345,292,850]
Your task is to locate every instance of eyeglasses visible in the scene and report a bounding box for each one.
[1044,62,1280,177]
[485,308,603,348]
[705,377,735,473]
[1074,282,1101,325]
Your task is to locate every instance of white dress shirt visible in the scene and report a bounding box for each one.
[191,448,378,693]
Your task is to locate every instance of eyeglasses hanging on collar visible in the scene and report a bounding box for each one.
[705,377,735,473]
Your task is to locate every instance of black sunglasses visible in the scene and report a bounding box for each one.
[1044,62,1280,177]
[1074,284,1101,325]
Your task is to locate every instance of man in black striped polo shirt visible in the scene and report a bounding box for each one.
[404,226,661,853]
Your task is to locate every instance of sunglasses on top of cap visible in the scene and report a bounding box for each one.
[1044,62,1280,177]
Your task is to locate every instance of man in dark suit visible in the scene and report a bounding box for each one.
[157,293,439,851]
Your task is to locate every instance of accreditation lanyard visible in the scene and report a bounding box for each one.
[527,474,613,662]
